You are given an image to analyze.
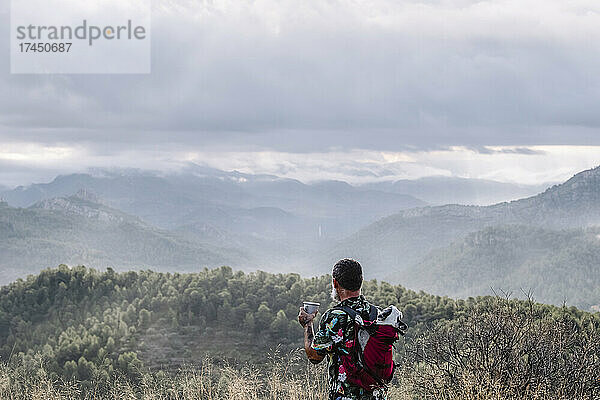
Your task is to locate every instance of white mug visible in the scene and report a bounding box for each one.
[303,301,320,314]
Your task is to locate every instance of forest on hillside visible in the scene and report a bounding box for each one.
[1,266,599,399]
[405,225,600,309]
[0,199,248,285]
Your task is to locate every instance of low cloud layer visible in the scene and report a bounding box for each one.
[0,0,599,186]
[0,144,597,188]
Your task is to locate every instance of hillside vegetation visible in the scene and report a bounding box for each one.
[0,197,247,285]
[1,266,599,399]
[405,225,600,309]
[332,166,600,308]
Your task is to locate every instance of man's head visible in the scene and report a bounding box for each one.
[331,258,363,301]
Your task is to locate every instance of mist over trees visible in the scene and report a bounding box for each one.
[328,166,600,309]
[0,196,247,285]
[404,225,600,309]
[2,166,600,313]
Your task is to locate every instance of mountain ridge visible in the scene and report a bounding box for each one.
[362,175,551,206]
[329,165,600,280]
[0,196,250,285]
[404,225,600,309]
[0,167,425,237]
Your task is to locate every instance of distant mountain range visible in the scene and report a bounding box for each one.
[330,166,600,308]
[0,165,424,244]
[0,166,426,282]
[362,176,549,206]
[2,165,599,309]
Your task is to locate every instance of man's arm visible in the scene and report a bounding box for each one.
[298,308,325,364]
[304,321,325,364]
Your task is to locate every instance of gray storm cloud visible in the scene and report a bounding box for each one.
[0,0,599,152]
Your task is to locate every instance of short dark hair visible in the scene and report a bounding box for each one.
[332,258,363,291]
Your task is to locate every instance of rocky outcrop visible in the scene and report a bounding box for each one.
[31,196,127,224]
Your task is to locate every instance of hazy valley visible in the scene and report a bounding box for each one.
[1,165,600,309]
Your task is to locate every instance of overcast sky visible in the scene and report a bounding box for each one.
[1,0,599,188]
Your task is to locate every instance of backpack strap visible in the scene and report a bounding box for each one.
[337,305,358,320]
[335,304,378,323]
[367,305,378,323]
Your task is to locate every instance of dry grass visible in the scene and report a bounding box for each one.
[0,354,334,400]
[0,356,593,400]
[397,363,598,400]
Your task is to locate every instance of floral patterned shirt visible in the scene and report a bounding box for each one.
[311,295,386,400]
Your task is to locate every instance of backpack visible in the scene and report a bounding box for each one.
[335,304,408,391]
